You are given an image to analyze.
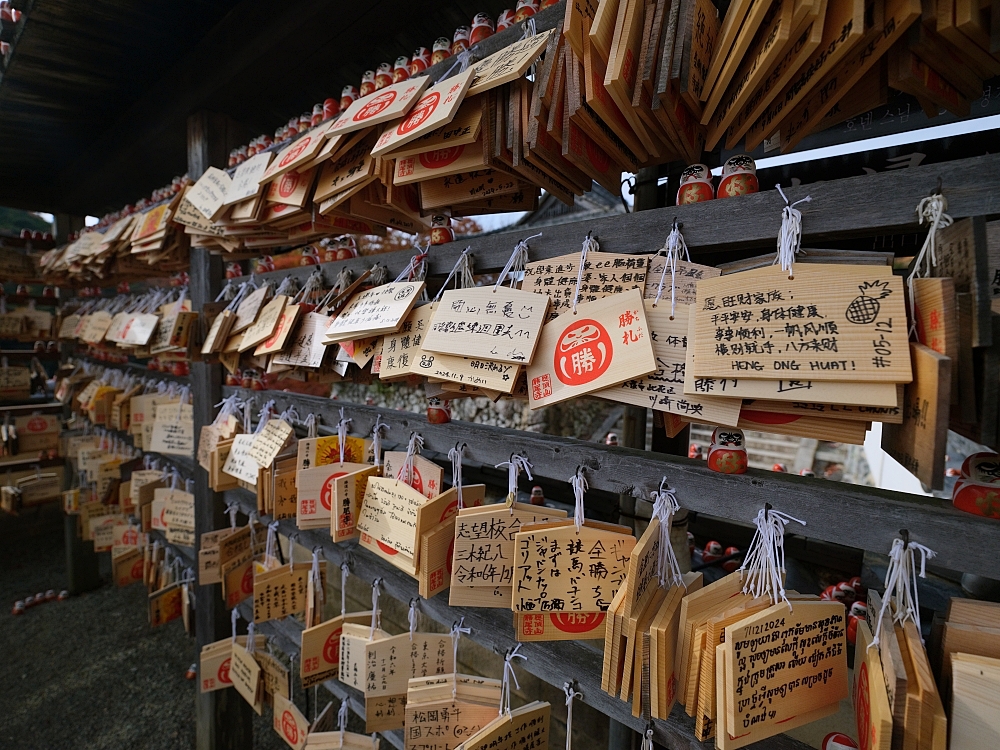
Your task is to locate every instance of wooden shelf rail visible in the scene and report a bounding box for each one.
[230,152,1000,288]
[223,386,1000,580]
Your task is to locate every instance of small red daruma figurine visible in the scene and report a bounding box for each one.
[311,103,324,127]
[822,732,858,750]
[722,547,741,572]
[707,427,747,474]
[431,37,452,65]
[427,398,451,424]
[702,541,723,563]
[392,56,411,84]
[688,443,703,459]
[323,98,339,120]
[953,451,1000,518]
[429,215,455,245]
[470,13,495,44]
[716,154,758,199]
[496,9,516,30]
[374,63,393,90]
[341,85,360,111]
[772,463,787,472]
[514,0,539,21]
[452,25,471,55]
[410,47,431,75]
[676,163,714,204]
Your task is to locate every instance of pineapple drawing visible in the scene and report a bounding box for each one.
[845,280,892,324]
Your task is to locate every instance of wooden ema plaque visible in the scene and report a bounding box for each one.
[225,151,273,205]
[450,502,568,608]
[230,641,264,714]
[405,675,503,750]
[393,139,488,186]
[852,619,893,750]
[300,611,373,688]
[684,310,900,405]
[912,276,959,402]
[357,477,428,575]
[883,342,951,489]
[373,68,477,157]
[381,452,444,500]
[374,304,433,380]
[260,126,330,184]
[457,701,551,750]
[421,288,551,365]
[524,251,649,320]
[694,263,912,382]
[643,257,721,304]
[950,653,1000,750]
[199,635,261,694]
[188,167,231,221]
[512,519,636,614]
[239,295,288,352]
[417,484,487,600]
[248,418,294,469]
[650,573,704,720]
[596,301,741,425]
[297,435,370,469]
[527,289,656,408]
[328,76,432,138]
[364,632,456,731]
[930,217,992,348]
[272,693,309,750]
[468,30,555,97]
[382,95,483,159]
[717,600,848,748]
[735,0,868,150]
[253,562,323,623]
[296,462,374,537]
[322,282,424,344]
[272,312,332,368]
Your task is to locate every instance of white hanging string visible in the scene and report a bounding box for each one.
[303,413,318,438]
[442,48,474,78]
[572,233,600,315]
[640,728,654,750]
[246,622,256,654]
[494,234,541,291]
[337,407,352,464]
[563,683,583,750]
[369,263,388,288]
[450,617,470,675]
[393,252,429,284]
[408,599,419,640]
[227,502,239,530]
[570,467,588,532]
[232,608,239,643]
[310,547,325,610]
[396,433,424,485]
[738,506,805,609]
[340,561,350,616]
[773,184,812,275]
[907,194,953,337]
[495,454,532,510]
[499,644,527,716]
[650,478,684,589]
[869,535,937,648]
[448,443,466,510]
[653,221,690,318]
[371,416,389,469]
[338,700,350,741]
[432,248,474,302]
[369,578,382,639]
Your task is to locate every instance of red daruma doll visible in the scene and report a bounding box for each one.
[374,62,393,90]
[676,163,714,204]
[430,215,455,245]
[323,98,339,120]
[410,47,431,75]
[497,9,516,30]
[514,0,539,21]
[952,451,1000,518]
[716,154,758,199]
[470,13,495,44]
[359,72,376,97]
[431,37,452,65]
[341,85,359,111]
[707,427,748,475]
[392,56,411,84]
[451,25,471,55]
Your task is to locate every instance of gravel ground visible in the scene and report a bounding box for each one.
[0,510,286,750]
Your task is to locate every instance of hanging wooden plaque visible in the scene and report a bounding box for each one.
[225,152,274,205]
[260,126,331,184]
[272,693,309,750]
[524,251,649,320]
[882,342,950,489]
[322,282,424,343]
[421,288,550,365]
[381,453,444,500]
[467,30,555,97]
[188,167,232,221]
[449,502,567,608]
[300,611,374,688]
[596,302,742,425]
[382,96,483,159]
[230,642,264,714]
[373,68,477,157]
[694,263,911,382]
[527,289,656,408]
[328,77,432,138]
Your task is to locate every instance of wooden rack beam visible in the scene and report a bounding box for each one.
[223,386,1000,580]
[224,489,809,750]
[231,152,1000,288]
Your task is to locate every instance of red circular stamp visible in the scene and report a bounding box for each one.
[554,319,612,386]
[399,92,440,135]
[354,90,397,122]
[419,145,464,170]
